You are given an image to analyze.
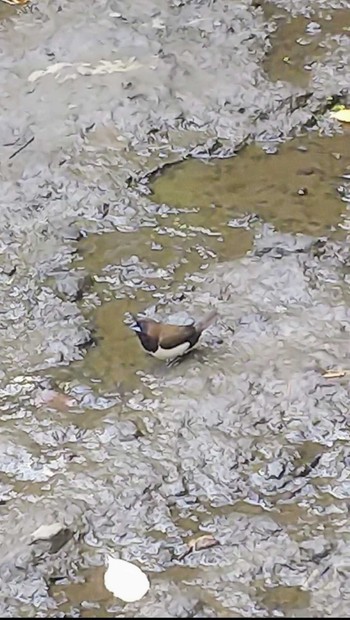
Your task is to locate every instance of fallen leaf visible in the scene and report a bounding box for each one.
[330,109,350,123]
[322,370,350,379]
[1,0,29,4]
[329,102,345,110]
[104,557,150,602]
[178,533,220,560]
[34,388,77,411]
[189,534,220,552]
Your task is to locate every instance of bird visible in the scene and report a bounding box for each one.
[130,309,218,361]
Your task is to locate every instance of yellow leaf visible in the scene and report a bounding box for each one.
[330,108,350,123]
[330,103,345,111]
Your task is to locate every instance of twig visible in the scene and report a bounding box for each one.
[323,369,350,379]
[9,136,34,160]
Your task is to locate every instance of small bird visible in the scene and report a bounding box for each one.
[130,309,218,361]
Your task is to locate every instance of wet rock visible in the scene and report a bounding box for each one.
[0,265,17,277]
[297,187,308,195]
[61,227,88,242]
[118,420,143,441]
[266,460,287,480]
[254,228,315,257]
[31,522,67,544]
[299,537,333,562]
[52,270,94,302]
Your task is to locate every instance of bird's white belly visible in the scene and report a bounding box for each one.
[151,341,191,360]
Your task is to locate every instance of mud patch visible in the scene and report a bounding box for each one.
[150,131,350,236]
[265,6,350,87]
[258,584,310,613]
[0,0,350,616]
[73,213,251,388]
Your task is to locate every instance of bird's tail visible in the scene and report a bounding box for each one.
[195,309,218,333]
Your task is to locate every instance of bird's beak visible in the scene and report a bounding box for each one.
[127,314,141,332]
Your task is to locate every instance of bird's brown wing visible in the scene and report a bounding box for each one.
[136,331,158,353]
[159,324,199,350]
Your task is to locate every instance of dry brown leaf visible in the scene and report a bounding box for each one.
[189,534,220,552]
[35,388,77,411]
[178,533,220,560]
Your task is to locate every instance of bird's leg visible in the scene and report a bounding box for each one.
[166,349,197,368]
[166,356,183,368]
